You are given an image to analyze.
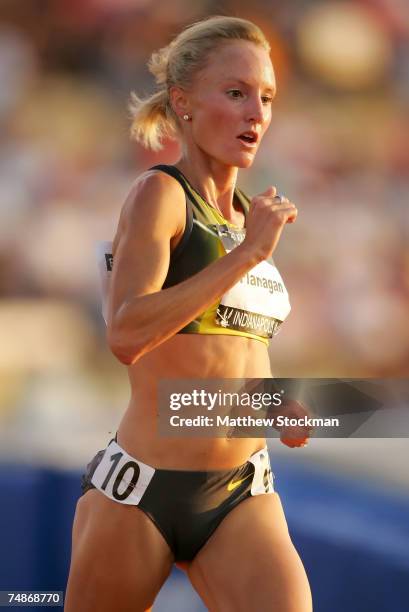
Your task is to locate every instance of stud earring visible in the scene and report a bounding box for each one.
[183,114,190,121]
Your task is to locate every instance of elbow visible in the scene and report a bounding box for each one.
[107,326,145,366]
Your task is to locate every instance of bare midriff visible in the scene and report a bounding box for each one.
[117,333,272,470]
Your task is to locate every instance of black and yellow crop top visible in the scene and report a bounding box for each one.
[148,164,291,346]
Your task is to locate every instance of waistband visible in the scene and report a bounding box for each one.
[111,433,268,477]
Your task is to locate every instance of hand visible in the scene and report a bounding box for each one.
[240,186,298,262]
[275,399,314,449]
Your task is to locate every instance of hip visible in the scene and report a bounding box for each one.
[118,411,266,470]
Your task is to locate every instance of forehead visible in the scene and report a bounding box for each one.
[200,41,275,88]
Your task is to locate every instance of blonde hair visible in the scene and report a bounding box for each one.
[129,15,270,151]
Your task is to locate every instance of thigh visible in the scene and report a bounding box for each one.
[186,493,312,612]
[65,489,174,612]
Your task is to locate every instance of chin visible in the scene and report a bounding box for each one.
[211,147,257,169]
[236,154,256,168]
[220,151,256,168]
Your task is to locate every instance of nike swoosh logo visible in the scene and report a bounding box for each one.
[227,472,252,492]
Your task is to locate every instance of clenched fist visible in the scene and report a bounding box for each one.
[240,186,298,262]
[274,399,314,449]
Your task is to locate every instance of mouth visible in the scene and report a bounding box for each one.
[237,131,259,148]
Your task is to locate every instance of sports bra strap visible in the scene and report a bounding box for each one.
[148,164,194,261]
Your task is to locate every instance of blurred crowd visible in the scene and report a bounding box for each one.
[0,0,408,464]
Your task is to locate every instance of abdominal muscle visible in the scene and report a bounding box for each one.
[116,333,273,470]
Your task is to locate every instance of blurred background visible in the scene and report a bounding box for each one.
[0,0,408,610]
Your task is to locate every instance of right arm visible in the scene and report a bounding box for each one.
[107,174,296,365]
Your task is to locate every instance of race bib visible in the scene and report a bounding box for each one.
[215,225,291,337]
[91,440,155,505]
[95,241,113,325]
[249,447,274,495]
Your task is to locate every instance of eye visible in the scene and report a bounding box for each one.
[227,89,243,99]
[227,90,273,105]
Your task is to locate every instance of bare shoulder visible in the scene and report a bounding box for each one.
[106,169,187,333]
[112,169,186,256]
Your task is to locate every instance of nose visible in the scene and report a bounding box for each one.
[245,94,265,124]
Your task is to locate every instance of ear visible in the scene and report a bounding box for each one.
[168,85,191,120]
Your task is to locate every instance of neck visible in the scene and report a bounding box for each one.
[175,153,239,218]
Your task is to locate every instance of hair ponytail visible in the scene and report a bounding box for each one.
[129,88,177,152]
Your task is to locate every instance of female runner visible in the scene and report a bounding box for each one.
[65,15,313,612]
